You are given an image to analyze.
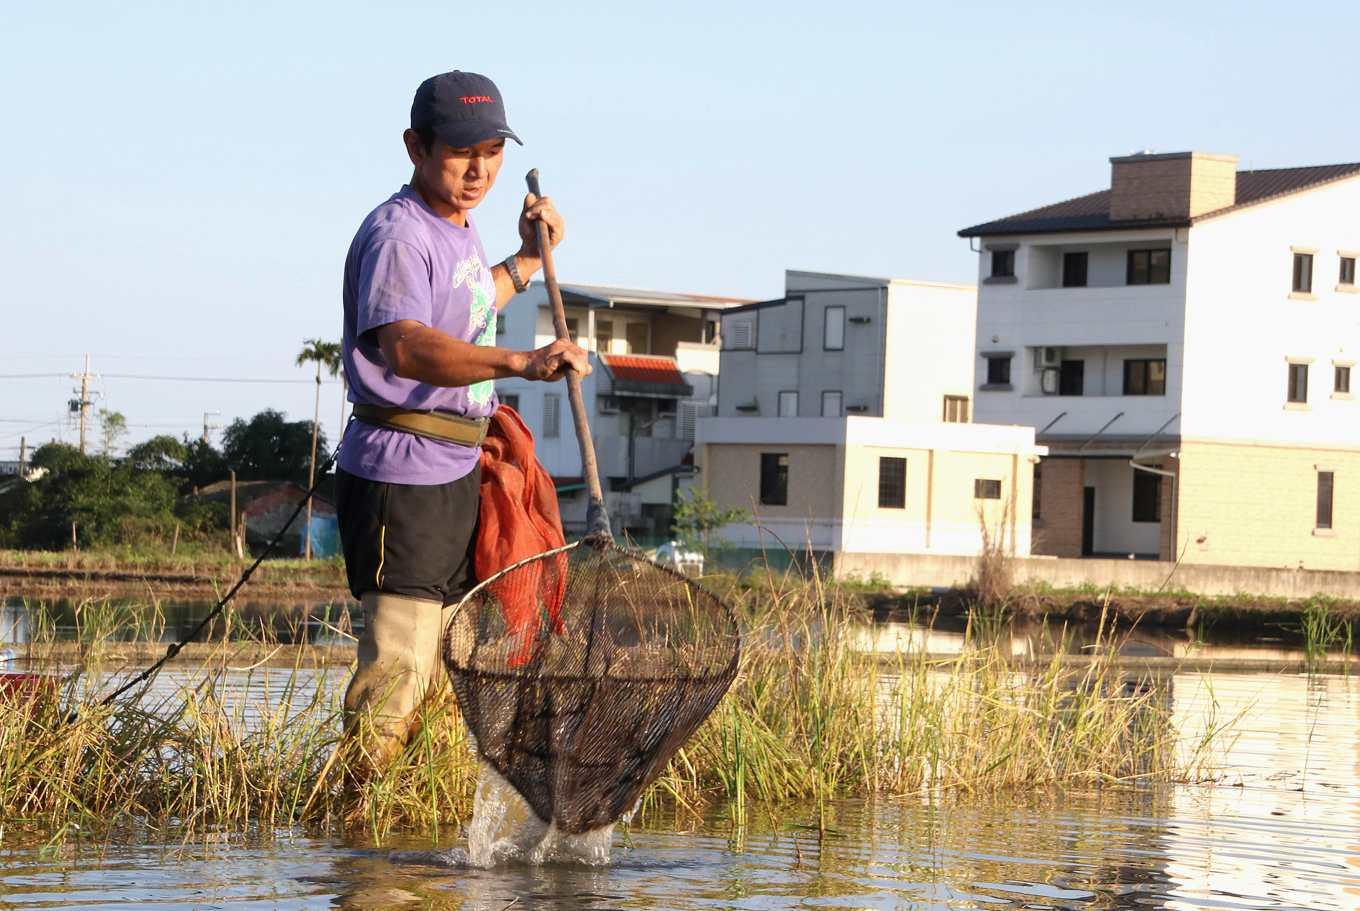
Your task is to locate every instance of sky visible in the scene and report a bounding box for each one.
[2,0,1358,459]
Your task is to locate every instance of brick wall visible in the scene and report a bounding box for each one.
[1033,457,1084,558]
[1109,152,1237,221]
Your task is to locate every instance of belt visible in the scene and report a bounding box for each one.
[352,404,489,447]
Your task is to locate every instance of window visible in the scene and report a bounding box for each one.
[1032,461,1043,521]
[1062,251,1089,288]
[596,319,614,353]
[759,453,788,506]
[985,355,1012,387]
[877,457,906,509]
[777,391,799,417]
[564,317,579,342]
[1059,360,1085,396]
[1123,359,1167,396]
[823,306,845,351]
[991,249,1015,278]
[1288,363,1309,404]
[1292,253,1314,294]
[1132,470,1160,523]
[625,322,649,354]
[678,402,699,441]
[1337,365,1352,395]
[821,390,843,417]
[543,393,561,438]
[974,478,1002,500]
[1317,471,1335,530]
[1341,257,1357,286]
[942,395,970,423]
[1126,248,1171,285]
[727,318,753,349]
[500,393,520,412]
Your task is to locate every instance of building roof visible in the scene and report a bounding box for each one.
[552,282,754,311]
[600,354,689,386]
[599,353,695,400]
[958,162,1360,238]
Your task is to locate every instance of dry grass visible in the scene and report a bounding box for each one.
[0,577,1230,844]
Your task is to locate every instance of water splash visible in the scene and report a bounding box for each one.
[462,762,614,867]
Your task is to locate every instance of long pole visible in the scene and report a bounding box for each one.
[76,354,91,455]
[527,169,611,541]
[17,437,26,478]
[305,360,321,559]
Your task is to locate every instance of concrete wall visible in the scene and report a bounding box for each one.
[881,280,978,423]
[1181,174,1360,448]
[1176,440,1360,571]
[833,551,1360,600]
[972,227,1189,441]
[1085,458,1162,557]
[702,442,844,551]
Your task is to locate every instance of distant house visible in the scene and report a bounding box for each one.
[195,480,336,556]
[495,281,750,542]
[961,151,1360,569]
[697,270,1043,568]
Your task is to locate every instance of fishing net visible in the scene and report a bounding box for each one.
[444,537,740,835]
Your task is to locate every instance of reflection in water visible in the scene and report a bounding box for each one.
[0,669,1357,909]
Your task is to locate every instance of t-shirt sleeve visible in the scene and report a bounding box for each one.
[354,238,433,336]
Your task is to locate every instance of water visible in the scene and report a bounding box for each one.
[2,596,1359,908]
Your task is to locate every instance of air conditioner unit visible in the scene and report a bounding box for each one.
[1040,367,1060,395]
[1038,346,1064,369]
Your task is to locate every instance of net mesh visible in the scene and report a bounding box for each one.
[444,538,740,834]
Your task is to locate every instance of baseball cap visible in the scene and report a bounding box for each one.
[411,71,523,147]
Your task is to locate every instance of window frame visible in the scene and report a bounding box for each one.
[877,456,906,509]
[1292,252,1315,294]
[984,355,1012,388]
[823,305,845,351]
[1061,251,1089,288]
[1341,256,1357,287]
[759,452,789,507]
[1058,359,1085,396]
[973,478,1002,500]
[1316,470,1335,530]
[1126,248,1172,286]
[777,390,799,418]
[942,395,970,423]
[1123,358,1168,396]
[821,390,843,417]
[500,392,521,413]
[1131,469,1161,523]
[1287,362,1309,404]
[543,392,561,438]
[991,249,1015,279]
[1335,364,1352,396]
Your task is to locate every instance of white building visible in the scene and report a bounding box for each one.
[961,151,1360,569]
[496,281,749,541]
[698,270,1043,566]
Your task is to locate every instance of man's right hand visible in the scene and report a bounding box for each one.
[518,338,592,382]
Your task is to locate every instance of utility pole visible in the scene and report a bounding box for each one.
[69,354,94,455]
[17,437,26,478]
[202,411,222,445]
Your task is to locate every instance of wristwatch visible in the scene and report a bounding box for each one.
[503,255,528,294]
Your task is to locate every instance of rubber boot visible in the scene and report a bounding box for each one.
[342,592,447,783]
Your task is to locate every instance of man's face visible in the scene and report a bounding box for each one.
[404,132,506,221]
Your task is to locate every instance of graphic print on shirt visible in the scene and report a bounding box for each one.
[453,253,499,407]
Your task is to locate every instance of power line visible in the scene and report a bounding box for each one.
[0,373,66,379]
[102,373,339,385]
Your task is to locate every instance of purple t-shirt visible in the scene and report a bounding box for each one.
[338,185,499,485]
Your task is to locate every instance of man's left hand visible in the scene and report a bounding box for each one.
[517,192,565,257]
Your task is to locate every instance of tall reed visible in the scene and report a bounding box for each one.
[0,576,1227,844]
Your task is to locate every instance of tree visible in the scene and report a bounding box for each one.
[672,488,750,554]
[180,437,229,489]
[222,410,321,483]
[126,434,188,473]
[97,409,128,457]
[295,339,342,559]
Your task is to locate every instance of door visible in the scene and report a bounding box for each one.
[1081,486,1096,556]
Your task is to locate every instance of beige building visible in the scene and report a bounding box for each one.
[962,151,1360,570]
[697,271,1043,565]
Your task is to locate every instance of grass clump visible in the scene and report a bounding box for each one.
[0,572,1229,844]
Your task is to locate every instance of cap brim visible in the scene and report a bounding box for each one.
[433,122,523,147]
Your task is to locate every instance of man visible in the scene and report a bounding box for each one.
[337,70,590,774]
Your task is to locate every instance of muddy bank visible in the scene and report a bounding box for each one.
[864,585,1360,637]
[0,553,349,600]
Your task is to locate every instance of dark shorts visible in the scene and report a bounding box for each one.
[335,465,481,605]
